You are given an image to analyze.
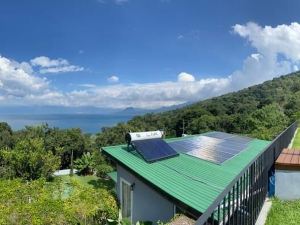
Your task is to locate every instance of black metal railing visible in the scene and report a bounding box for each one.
[195,121,298,225]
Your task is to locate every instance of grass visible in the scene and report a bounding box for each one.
[266,198,300,225]
[59,174,115,190]
[292,128,300,148]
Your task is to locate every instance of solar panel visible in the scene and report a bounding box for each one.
[203,131,235,139]
[169,132,253,164]
[226,135,253,144]
[132,138,179,163]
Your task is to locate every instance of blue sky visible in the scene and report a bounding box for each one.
[1,0,300,109]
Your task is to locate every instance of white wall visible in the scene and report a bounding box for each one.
[117,165,175,224]
[275,169,300,200]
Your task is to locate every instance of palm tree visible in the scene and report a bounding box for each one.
[74,152,95,175]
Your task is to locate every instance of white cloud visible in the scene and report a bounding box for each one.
[107,75,119,83]
[1,22,300,109]
[30,56,84,74]
[115,0,128,4]
[31,56,68,67]
[97,0,129,4]
[79,83,97,88]
[233,22,300,62]
[66,77,230,109]
[39,65,84,74]
[230,22,300,89]
[0,55,65,106]
[177,34,184,40]
[177,72,195,82]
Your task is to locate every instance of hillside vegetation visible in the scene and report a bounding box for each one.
[96,72,300,146]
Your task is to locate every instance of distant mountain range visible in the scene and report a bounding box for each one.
[120,102,190,115]
[0,102,190,116]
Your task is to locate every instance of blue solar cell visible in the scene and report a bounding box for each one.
[168,132,254,164]
[132,138,179,163]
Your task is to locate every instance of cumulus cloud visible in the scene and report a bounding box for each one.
[229,22,300,89]
[0,55,65,106]
[107,75,119,83]
[233,22,300,62]
[177,72,195,82]
[30,56,84,74]
[1,22,300,109]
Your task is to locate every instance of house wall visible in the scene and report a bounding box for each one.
[275,169,300,200]
[117,164,175,224]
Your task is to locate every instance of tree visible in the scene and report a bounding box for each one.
[93,151,113,179]
[0,122,14,149]
[74,152,95,175]
[247,104,289,140]
[0,138,60,180]
[60,128,86,172]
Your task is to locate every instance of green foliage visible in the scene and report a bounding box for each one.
[0,138,60,180]
[74,152,95,175]
[0,122,14,149]
[93,151,113,178]
[0,178,118,225]
[66,180,118,224]
[247,104,289,139]
[13,124,94,169]
[292,129,300,148]
[121,218,132,225]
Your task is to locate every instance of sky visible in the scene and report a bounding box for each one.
[1,0,300,109]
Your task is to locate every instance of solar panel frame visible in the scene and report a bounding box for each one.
[132,138,179,163]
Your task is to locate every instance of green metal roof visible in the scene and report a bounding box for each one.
[102,132,270,214]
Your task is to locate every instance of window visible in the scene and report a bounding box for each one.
[120,178,133,221]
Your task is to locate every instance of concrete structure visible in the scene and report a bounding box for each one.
[275,170,300,200]
[275,148,300,200]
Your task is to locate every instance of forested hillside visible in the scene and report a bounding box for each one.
[96,72,300,146]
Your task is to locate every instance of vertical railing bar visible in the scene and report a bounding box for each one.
[254,162,257,224]
[211,211,215,225]
[236,179,240,225]
[250,165,254,225]
[232,184,235,225]
[246,168,250,225]
[228,190,231,225]
[217,204,220,225]
[223,197,226,225]
[242,173,245,225]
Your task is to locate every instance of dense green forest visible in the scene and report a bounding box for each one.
[96,71,300,147]
[0,71,300,224]
[0,124,117,225]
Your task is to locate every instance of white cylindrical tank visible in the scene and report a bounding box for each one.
[125,130,164,144]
